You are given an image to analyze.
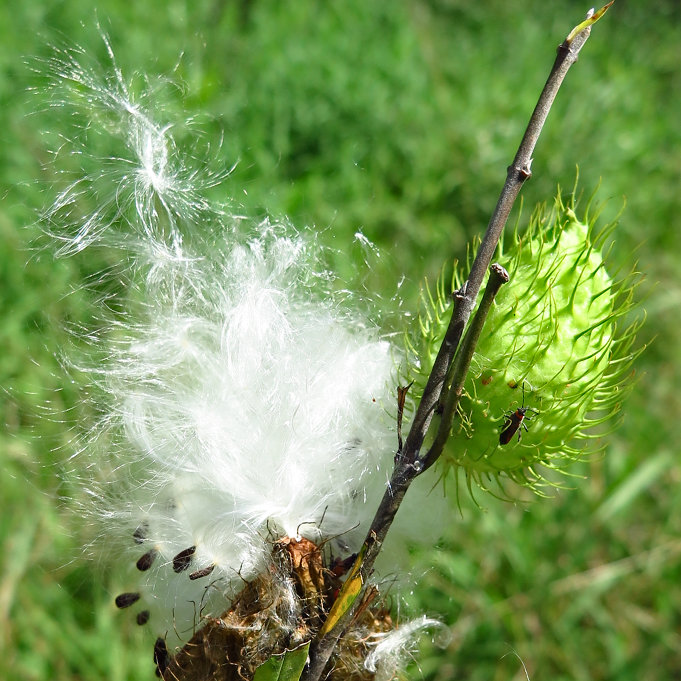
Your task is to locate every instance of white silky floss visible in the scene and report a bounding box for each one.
[44,42,413,637]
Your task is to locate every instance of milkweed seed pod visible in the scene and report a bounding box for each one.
[413,191,643,495]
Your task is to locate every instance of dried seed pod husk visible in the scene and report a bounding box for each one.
[160,537,396,681]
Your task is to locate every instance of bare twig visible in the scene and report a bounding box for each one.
[402,7,600,471]
[303,7,612,680]
[420,263,510,472]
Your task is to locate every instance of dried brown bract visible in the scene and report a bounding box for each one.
[159,536,396,681]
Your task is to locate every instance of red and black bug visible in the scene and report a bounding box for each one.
[499,384,539,445]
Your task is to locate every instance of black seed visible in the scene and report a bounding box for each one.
[136,610,150,625]
[154,637,169,675]
[172,546,196,573]
[115,592,141,609]
[136,548,157,571]
[189,563,215,580]
[133,523,148,545]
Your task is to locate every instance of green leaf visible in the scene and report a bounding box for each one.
[317,537,370,637]
[565,1,615,44]
[594,451,672,523]
[253,643,310,681]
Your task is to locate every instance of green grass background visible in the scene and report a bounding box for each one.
[1,1,680,679]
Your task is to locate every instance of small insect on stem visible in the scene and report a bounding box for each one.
[499,383,539,446]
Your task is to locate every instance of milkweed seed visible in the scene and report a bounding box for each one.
[136,548,157,571]
[172,546,196,573]
[115,592,141,609]
[133,524,148,545]
[136,610,150,625]
[154,637,169,675]
[189,563,215,580]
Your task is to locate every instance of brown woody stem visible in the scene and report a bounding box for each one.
[303,9,604,681]
[420,263,510,473]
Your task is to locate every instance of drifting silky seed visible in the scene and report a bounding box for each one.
[136,548,157,571]
[172,546,196,573]
[115,592,141,609]
[133,524,148,545]
[136,610,150,626]
[189,563,215,580]
[153,637,169,676]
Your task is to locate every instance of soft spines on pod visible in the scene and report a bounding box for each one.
[411,189,642,494]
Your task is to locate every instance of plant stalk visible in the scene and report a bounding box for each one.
[303,8,609,681]
[420,263,510,472]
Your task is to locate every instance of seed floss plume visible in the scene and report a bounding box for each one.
[39,39,445,679]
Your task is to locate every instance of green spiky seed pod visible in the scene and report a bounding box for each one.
[412,191,642,494]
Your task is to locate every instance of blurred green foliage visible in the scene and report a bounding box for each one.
[1,1,679,679]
